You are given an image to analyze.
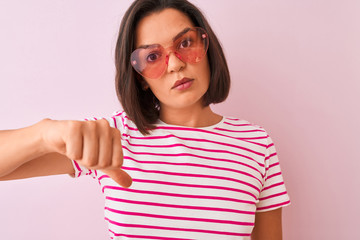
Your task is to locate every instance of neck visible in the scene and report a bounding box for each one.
[159,104,222,128]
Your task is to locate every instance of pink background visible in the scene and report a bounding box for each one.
[1,0,359,239]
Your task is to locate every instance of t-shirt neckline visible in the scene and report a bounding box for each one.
[155,116,225,130]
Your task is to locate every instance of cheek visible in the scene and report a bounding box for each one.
[199,58,211,84]
[145,79,166,98]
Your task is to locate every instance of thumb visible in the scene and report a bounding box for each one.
[102,168,132,188]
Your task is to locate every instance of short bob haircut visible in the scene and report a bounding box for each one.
[115,0,230,135]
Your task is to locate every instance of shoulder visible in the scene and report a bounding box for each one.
[218,117,269,137]
[215,117,276,151]
[220,117,266,132]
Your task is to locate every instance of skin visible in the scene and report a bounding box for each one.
[0,7,283,239]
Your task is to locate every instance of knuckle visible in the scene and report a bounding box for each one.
[86,161,97,168]
[102,126,112,139]
[67,120,82,132]
[98,118,110,126]
[40,118,52,124]
[68,152,81,160]
[85,122,99,139]
[112,128,121,139]
[86,120,97,130]
[112,154,123,167]
[112,161,122,168]
[84,156,98,167]
[98,161,109,169]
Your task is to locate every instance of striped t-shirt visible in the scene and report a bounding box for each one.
[72,111,290,240]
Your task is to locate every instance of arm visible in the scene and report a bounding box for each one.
[251,208,283,240]
[0,152,74,180]
[0,119,132,187]
[0,121,64,179]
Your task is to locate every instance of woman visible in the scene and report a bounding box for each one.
[0,0,290,239]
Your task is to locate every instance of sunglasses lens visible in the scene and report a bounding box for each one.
[175,28,209,64]
[131,44,167,79]
[130,27,209,79]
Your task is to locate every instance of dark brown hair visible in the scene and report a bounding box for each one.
[115,0,230,134]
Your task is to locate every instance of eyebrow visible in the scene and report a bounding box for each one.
[137,27,192,49]
[172,27,191,42]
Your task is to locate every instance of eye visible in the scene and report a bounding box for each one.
[146,52,161,63]
[179,38,192,49]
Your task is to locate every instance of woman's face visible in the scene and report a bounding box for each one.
[135,8,211,112]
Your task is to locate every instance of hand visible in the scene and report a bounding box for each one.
[39,118,132,187]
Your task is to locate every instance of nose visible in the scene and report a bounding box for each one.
[166,51,185,74]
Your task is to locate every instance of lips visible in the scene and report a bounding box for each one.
[172,77,194,89]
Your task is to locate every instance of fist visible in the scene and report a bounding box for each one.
[40,118,132,187]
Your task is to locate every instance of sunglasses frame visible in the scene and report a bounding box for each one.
[130,27,209,80]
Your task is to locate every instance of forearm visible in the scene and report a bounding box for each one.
[0,121,47,177]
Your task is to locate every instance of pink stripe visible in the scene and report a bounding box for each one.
[73,160,81,172]
[262,181,285,191]
[105,196,255,215]
[105,218,251,237]
[122,166,261,192]
[266,142,275,149]
[214,127,266,133]
[239,136,268,141]
[256,200,291,211]
[114,111,125,117]
[121,116,125,130]
[224,117,240,121]
[269,162,280,169]
[266,172,282,181]
[223,121,252,127]
[258,191,288,201]
[103,186,256,205]
[265,161,280,172]
[108,230,194,240]
[98,174,109,181]
[265,152,277,161]
[122,145,265,168]
[112,116,118,129]
[113,111,126,130]
[124,124,139,131]
[105,207,254,226]
[131,178,257,199]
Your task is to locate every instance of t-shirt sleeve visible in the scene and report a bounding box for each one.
[108,110,128,137]
[70,159,98,179]
[256,135,291,212]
